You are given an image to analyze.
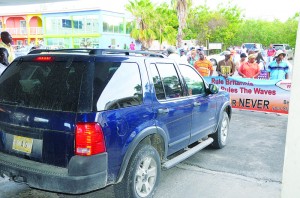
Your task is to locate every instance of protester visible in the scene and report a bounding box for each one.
[267,50,289,80]
[187,49,197,66]
[179,49,188,63]
[129,41,135,50]
[0,31,15,64]
[167,46,180,61]
[0,47,9,75]
[230,49,239,66]
[235,53,247,71]
[216,51,235,78]
[241,44,247,54]
[238,54,260,78]
[254,49,266,70]
[194,51,213,77]
[266,44,276,66]
[183,43,189,51]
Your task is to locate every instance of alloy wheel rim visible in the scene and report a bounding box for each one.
[221,117,228,144]
[135,156,157,197]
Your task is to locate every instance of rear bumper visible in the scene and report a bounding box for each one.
[0,152,108,194]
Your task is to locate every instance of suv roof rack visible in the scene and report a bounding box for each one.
[28,49,166,58]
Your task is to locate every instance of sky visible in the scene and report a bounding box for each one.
[1,0,299,22]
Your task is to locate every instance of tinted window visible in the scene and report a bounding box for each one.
[0,60,85,112]
[94,62,142,111]
[179,64,205,95]
[149,63,165,100]
[155,63,183,99]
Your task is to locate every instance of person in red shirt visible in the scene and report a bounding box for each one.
[238,54,260,78]
[267,44,276,66]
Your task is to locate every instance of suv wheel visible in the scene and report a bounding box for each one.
[114,144,161,198]
[210,111,229,149]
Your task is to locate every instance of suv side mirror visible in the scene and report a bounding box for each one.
[209,84,219,94]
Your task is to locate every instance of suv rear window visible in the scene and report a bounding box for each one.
[93,62,143,111]
[0,60,85,112]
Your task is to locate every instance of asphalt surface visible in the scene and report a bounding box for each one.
[0,109,287,198]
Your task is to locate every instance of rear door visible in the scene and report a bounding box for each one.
[146,60,193,155]
[0,55,88,167]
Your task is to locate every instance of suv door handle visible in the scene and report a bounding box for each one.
[194,102,201,106]
[158,108,169,114]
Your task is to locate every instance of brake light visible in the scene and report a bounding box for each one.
[34,56,54,62]
[75,123,106,156]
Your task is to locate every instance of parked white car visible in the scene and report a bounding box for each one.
[272,44,294,60]
[207,51,240,66]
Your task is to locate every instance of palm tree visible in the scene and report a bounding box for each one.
[171,0,191,48]
[126,0,156,49]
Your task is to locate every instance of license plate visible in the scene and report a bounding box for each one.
[12,135,33,154]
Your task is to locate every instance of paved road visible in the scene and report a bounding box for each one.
[0,109,288,198]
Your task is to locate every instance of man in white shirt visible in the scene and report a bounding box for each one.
[167,46,181,61]
[0,47,9,75]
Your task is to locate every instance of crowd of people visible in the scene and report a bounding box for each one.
[166,44,290,80]
[0,31,291,81]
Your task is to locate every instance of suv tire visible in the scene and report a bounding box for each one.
[114,144,161,198]
[210,111,229,149]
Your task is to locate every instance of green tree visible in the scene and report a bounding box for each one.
[154,3,178,47]
[125,0,156,49]
[171,0,191,48]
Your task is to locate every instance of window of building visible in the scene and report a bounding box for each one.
[126,20,135,34]
[102,15,124,34]
[73,20,83,29]
[73,37,100,48]
[62,19,72,28]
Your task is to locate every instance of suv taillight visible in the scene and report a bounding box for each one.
[75,123,106,156]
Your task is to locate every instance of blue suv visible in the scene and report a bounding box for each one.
[0,49,231,197]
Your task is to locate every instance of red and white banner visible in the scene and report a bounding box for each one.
[204,77,291,114]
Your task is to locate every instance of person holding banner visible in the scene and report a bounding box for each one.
[268,50,289,80]
[238,54,260,78]
[216,51,235,78]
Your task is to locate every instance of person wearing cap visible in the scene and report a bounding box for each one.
[235,53,247,71]
[194,51,213,77]
[179,49,188,63]
[267,50,289,80]
[238,54,260,78]
[167,46,181,61]
[216,51,235,78]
